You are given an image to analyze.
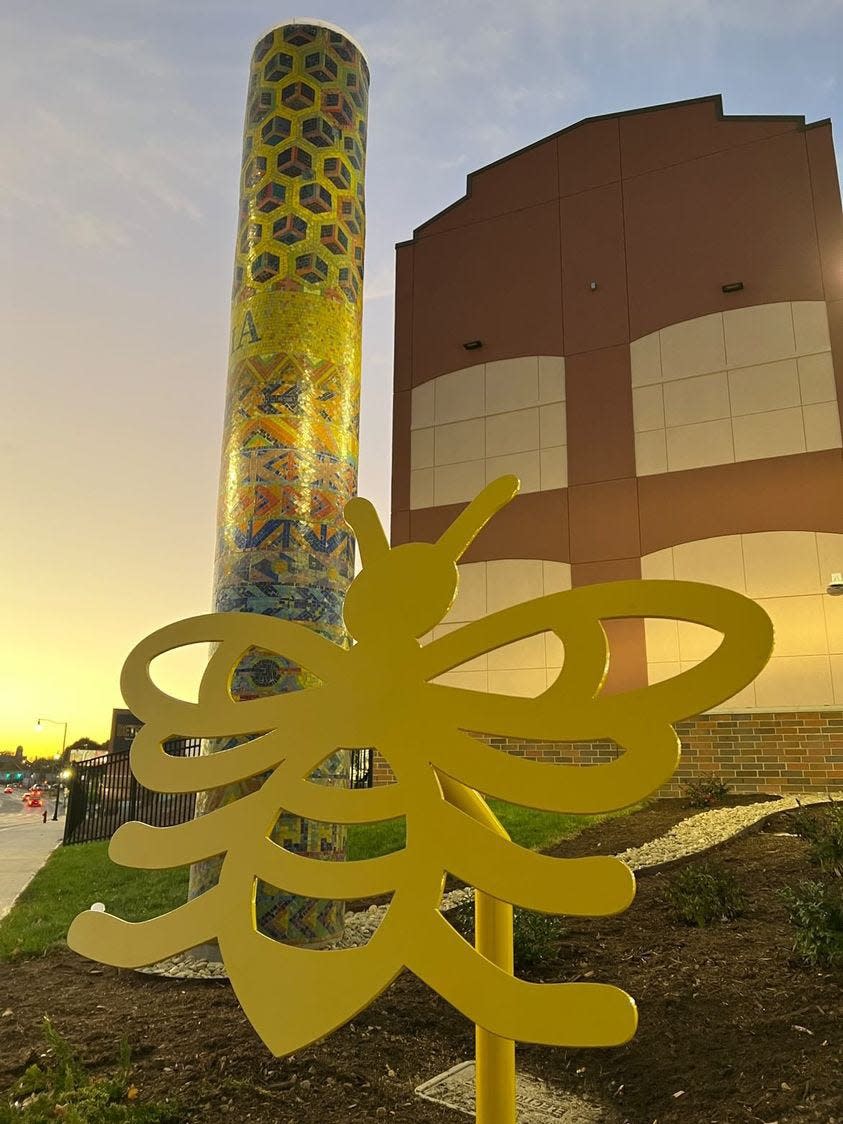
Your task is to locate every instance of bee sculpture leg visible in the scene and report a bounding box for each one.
[439,775,516,1124]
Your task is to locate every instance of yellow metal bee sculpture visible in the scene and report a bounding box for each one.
[69,476,772,1114]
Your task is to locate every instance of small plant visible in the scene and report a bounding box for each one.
[448,902,565,971]
[0,1018,182,1123]
[665,861,745,927]
[512,908,566,969]
[787,803,843,878]
[780,880,843,967]
[682,773,731,809]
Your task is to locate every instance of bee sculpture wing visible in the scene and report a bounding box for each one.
[118,611,346,793]
[102,607,405,869]
[65,582,772,1057]
[380,577,772,1048]
[416,579,773,813]
[68,610,412,1056]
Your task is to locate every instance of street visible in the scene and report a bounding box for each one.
[0,788,64,920]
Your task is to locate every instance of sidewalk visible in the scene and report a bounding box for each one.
[0,814,65,921]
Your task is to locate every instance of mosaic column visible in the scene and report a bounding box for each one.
[189,20,368,947]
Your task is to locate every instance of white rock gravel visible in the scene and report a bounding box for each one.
[616,792,834,871]
[138,887,475,978]
[138,792,838,979]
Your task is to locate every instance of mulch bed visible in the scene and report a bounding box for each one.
[1,797,840,1122]
[542,792,782,861]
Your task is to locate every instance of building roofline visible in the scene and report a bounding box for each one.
[399,94,828,247]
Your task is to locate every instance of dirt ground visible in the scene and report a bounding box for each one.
[1,797,841,1123]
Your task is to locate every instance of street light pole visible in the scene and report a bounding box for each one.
[35,718,68,821]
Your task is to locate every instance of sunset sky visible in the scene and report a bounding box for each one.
[1,0,841,754]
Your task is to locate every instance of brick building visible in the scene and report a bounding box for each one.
[388,95,843,794]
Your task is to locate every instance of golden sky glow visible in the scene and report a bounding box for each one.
[1,2,839,753]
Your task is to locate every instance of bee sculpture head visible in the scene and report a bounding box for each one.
[342,475,519,641]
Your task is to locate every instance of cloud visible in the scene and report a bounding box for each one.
[64,33,170,77]
[0,23,227,251]
[63,210,132,250]
[362,260,395,304]
[104,145,206,222]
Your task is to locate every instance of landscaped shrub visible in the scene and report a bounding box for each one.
[0,1018,181,1123]
[787,803,843,878]
[682,774,732,809]
[512,908,566,969]
[448,901,565,971]
[664,861,745,926]
[780,880,843,967]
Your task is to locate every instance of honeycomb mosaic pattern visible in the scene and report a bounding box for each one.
[189,23,368,948]
[232,22,368,308]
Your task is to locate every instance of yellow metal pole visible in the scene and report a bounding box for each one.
[440,777,516,1124]
[475,890,516,1124]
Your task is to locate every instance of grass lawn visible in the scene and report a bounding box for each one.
[347,799,633,859]
[0,801,634,961]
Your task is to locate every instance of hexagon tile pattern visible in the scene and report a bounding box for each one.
[193,23,369,949]
[233,26,367,309]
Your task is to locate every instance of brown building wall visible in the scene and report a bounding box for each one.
[393,97,842,543]
[389,95,843,793]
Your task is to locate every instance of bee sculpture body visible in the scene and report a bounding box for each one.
[69,475,773,1062]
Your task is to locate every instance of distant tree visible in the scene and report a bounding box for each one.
[66,737,106,758]
[0,753,23,776]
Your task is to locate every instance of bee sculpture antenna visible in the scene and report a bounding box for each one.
[437,475,520,562]
[344,496,390,565]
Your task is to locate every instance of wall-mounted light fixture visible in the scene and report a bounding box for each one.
[589,280,598,291]
[827,571,843,596]
[721,281,744,293]
[463,340,483,351]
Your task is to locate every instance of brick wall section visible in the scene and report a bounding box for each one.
[372,753,398,787]
[371,711,843,795]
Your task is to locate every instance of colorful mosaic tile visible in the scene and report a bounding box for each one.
[189,22,368,947]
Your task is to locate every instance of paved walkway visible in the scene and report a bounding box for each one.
[0,812,65,921]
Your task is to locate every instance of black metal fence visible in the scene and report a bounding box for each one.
[64,742,374,845]
[348,748,373,789]
[63,738,202,845]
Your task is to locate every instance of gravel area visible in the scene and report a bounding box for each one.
[616,792,833,871]
[137,793,837,980]
[137,886,474,979]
